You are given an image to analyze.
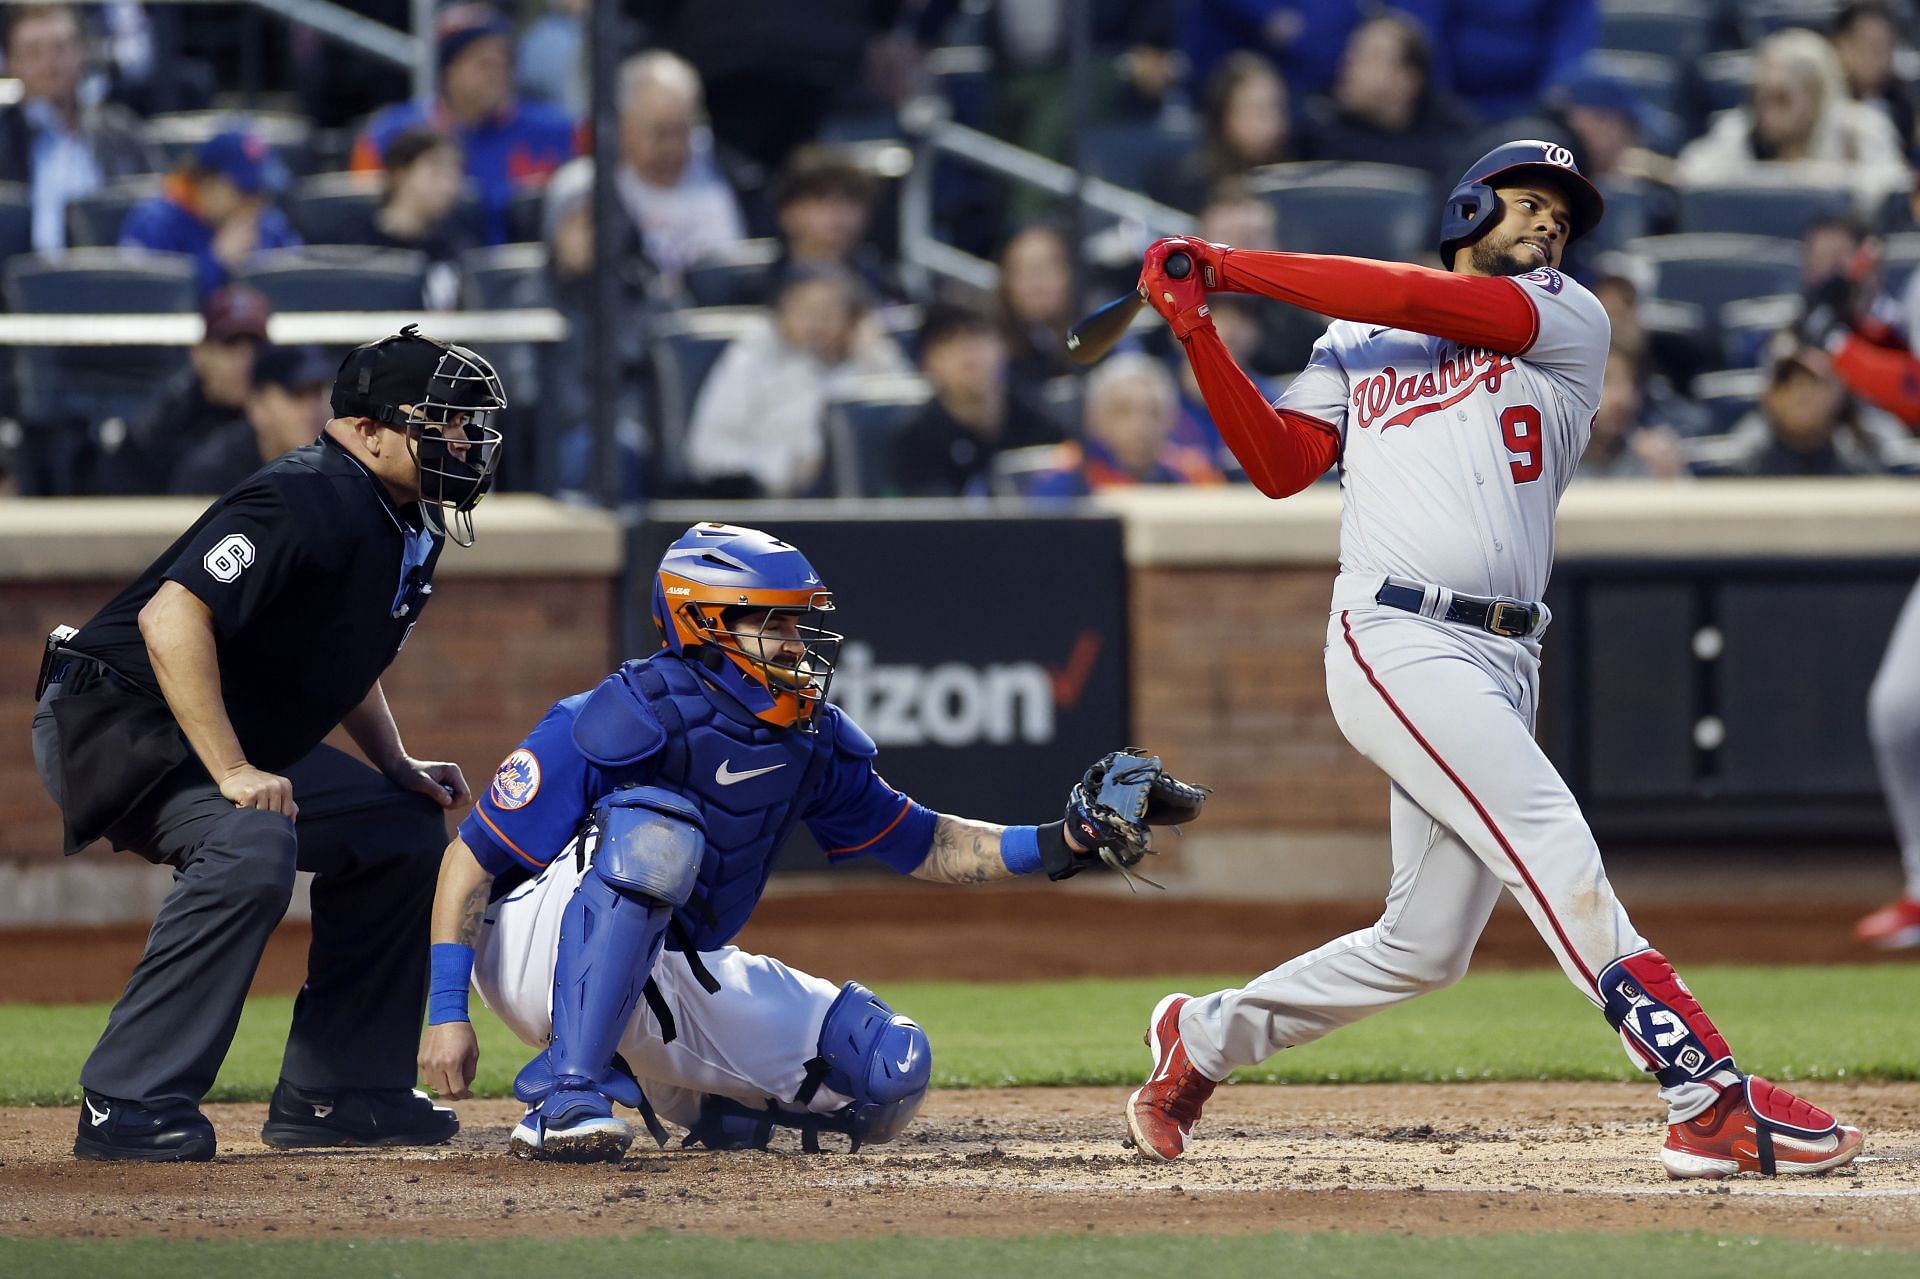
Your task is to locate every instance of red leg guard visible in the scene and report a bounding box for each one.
[1598,949,1737,1087]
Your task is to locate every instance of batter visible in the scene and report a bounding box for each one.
[1122,141,1865,1180]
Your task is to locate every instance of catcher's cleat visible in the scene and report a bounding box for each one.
[1126,992,1216,1162]
[509,1106,634,1164]
[73,1091,215,1162]
[260,1080,458,1148]
[506,1083,633,1159]
[1661,1076,1863,1179]
[1852,895,1920,949]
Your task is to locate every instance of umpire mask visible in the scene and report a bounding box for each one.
[332,324,507,547]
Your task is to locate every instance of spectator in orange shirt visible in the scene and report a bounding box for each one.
[351,4,574,244]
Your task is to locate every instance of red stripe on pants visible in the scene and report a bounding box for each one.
[1339,610,1597,990]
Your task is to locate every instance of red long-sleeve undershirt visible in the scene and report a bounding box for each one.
[1178,250,1542,497]
[1832,332,1920,428]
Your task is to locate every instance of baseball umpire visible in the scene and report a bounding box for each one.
[31,325,506,1161]
[417,522,1210,1162]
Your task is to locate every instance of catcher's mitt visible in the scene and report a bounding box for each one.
[1051,749,1211,889]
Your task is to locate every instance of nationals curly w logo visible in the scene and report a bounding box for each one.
[1351,348,1517,432]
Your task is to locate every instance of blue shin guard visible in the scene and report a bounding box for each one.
[512,787,702,1160]
[681,981,932,1154]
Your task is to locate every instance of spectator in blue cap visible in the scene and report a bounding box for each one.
[352,3,577,244]
[119,127,302,297]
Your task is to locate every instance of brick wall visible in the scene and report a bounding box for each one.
[2,577,618,864]
[1130,565,1386,833]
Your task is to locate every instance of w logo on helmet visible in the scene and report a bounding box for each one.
[1542,144,1575,168]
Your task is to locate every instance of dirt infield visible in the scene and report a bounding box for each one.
[1,1084,1915,1245]
[1,887,1910,1004]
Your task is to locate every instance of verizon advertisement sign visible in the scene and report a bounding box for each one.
[629,512,1128,839]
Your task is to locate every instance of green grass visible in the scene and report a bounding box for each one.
[1,965,1913,1107]
[0,1232,1906,1278]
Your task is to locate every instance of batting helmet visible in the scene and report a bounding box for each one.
[1437,140,1606,270]
[651,523,841,731]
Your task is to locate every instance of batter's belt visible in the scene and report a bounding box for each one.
[1336,574,1550,640]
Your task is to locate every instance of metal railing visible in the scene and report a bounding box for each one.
[899,111,1197,297]
[105,0,433,105]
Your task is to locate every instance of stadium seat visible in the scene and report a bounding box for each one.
[460,243,551,310]
[990,443,1073,497]
[2,248,198,428]
[1249,163,1433,263]
[143,110,315,177]
[66,177,162,247]
[1037,375,1085,433]
[1676,180,1853,238]
[286,171,382,242]
[1078,118,1202,196]
[1580,49,1686,117]
[1879,232,1920,298]
[232,247,429,311]
[1696,50,1755,115]
[823,373,934,497]
[288,171,489,252]
[1718,294,1799,369]
[1587,176,1659,252]
[1625,234,1805,315]
[1690,367,1769,435]
[1736,0,1847,45]
[0,182,32,260]
[1597,0,1714,64]
[648,306,769,476]
[506,187,547,244]
[682,239,782,307]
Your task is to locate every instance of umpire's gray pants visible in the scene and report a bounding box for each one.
[33,690,446,1111]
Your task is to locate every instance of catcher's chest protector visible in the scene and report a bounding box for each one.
[611,658,828,949]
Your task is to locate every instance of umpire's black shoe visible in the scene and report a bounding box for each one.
[73,1091,216,1162]
[260,1080,459,1148]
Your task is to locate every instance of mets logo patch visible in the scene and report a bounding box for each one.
[1519,267,1565,294]
[490,749,541,810]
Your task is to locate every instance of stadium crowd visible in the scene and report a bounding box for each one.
[2,0,1920,503]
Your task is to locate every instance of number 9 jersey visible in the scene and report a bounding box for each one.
[1279,266,1611,604]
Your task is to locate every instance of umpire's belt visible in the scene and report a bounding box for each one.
[1373,576,1547,640]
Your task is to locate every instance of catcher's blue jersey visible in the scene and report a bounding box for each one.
[460,651,937,949]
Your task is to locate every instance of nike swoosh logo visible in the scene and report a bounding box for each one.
[716,760,786,786]
[86,1099,109,1126]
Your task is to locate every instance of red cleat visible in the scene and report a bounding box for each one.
[1853,896,1920,949]
[1125,993,1217,1161]
[1661,1076,1863,1179]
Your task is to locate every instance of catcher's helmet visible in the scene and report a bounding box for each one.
[1437,140,1605,270]
[651,523,841,731]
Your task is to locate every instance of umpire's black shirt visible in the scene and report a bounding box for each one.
[70,433,443,773]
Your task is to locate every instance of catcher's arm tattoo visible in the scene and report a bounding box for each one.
[429,836,495,946]
[911,814,1016,884]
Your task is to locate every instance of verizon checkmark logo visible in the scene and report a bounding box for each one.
[716,760,786,786]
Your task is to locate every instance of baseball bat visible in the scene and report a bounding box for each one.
[1064,250,1191,366]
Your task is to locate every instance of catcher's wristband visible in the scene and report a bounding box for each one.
[1000,821,1074,878]
[428,942,475,1025]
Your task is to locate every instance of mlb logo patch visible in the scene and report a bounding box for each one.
[490,749,541,809]
[1520,267,1565,294]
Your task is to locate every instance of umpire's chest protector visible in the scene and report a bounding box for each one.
[571,655,846,949]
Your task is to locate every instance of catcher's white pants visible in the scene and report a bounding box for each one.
[473,846,855,1130]
[1869,576,1920,900]
[1181,594,1654,1089]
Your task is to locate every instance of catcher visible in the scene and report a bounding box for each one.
[417,522,1206,1161]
